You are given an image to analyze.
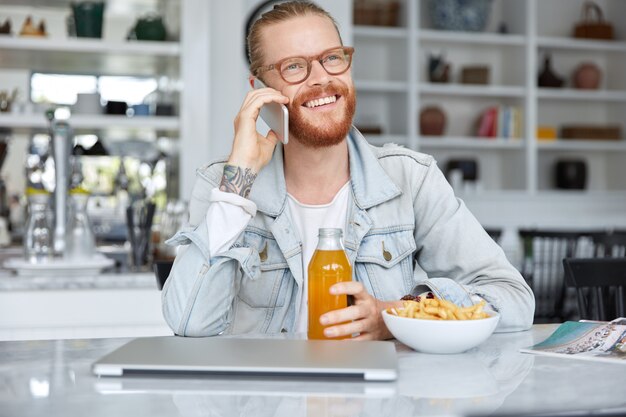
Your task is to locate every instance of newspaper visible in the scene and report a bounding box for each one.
[520,318,626,364]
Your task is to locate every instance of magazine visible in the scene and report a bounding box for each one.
[520,318,626,364]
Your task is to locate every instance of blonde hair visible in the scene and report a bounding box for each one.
[247,1,342,77]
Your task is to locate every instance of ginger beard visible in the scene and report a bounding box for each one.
[287,82,356,148]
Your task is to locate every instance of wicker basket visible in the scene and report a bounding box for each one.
[461,66,490,85]
[354,0,400,27]
[573,1,614,40]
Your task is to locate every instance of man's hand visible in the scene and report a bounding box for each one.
[228,86,290,174]
[220,86,289,197]
[319,282,404,340]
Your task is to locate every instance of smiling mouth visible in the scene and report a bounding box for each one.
[303,94,340,109]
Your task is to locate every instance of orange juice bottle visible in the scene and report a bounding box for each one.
[307,228,352,340]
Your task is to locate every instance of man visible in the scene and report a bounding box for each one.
[162,1,534,339]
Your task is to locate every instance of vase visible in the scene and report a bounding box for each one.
[428,0,493,32]
[130,15,167,41]
[420,107,446,136]
[71,2,105,38]
[573,62,601,90]
[538,54,564,88]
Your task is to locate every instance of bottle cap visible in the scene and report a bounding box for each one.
[318,228,342,237]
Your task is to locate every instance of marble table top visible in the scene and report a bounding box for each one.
[1,324,625,417]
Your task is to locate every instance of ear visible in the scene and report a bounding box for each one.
[248,75,256,89]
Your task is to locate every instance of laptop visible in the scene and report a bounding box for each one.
[92,336,398,381]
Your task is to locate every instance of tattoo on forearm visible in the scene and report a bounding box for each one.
[219,164,257,198]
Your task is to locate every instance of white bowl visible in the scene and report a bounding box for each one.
[382,310,500,354]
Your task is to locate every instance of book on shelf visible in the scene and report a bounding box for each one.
[520,318,626,365]
[476,105,522,139]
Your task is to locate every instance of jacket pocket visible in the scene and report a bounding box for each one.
[354,230,416,300]
[238,232,289,308]
[231,299,270,333]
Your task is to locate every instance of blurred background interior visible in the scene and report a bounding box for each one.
[0,0,625,340]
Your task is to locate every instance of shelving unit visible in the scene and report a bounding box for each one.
[0,0,211,200]
[353,0,626,194]
[0,0,212,200]
[0,4,181,122]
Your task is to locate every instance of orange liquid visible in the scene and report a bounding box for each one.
[307,249,352,340]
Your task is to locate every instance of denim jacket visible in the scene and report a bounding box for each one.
[162,128,534,336]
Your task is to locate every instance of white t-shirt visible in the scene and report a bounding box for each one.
[287,181,351,332]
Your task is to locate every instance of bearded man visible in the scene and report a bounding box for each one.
[162,1,534,339]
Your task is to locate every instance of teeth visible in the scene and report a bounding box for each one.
[305,95,337,108]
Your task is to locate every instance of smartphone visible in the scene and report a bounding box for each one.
[253,78,289,144]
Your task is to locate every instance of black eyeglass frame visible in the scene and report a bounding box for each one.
[255,46,355,85]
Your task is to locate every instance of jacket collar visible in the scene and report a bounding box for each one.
[248,126,401,216]
[346,127,402,209]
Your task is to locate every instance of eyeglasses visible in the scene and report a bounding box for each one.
[256,46,354,85]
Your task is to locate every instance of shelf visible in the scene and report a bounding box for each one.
[353,26,408,39]
[355,80,408,93]
[418,29,526,46]
[0,36,180,56]
[0,0,161,9]
[419,136,524,149]
[0,36,179,74]
[537,36,626,53]
[419,83,526,98]
[537,88,626,102]
[0,113,180,131]
[537,140,626,152]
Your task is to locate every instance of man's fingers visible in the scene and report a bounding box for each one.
[241,93,289,121]
[349,332,375,341]
[320,305,362,326]
[264,129,280,146]
[241,88,289,111]
[329,281,366,296]
[323,319,367,339]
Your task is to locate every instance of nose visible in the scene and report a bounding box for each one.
[306,59,331,86]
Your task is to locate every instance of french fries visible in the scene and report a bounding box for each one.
[386,297,490,320]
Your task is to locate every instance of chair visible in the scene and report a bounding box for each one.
[590,230,626,258]
[153,260,174,290]
[518,229,599,323]
[563,258,626,321]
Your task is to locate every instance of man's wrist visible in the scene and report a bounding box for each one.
[219,164,258,198]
